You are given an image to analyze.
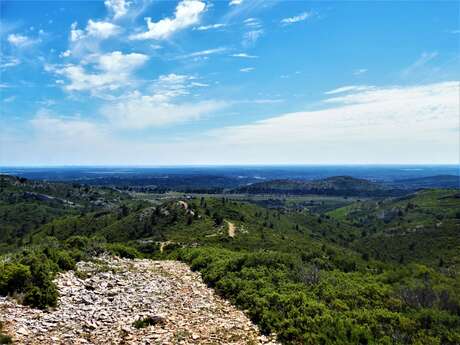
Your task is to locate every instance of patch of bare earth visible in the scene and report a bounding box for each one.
[0,256,278,345]
[226,221,236,238]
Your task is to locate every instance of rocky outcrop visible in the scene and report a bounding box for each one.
[0,256,279,345]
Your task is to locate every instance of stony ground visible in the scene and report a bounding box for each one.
[0,256,279,345]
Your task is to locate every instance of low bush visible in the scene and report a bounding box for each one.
[104,243,141,259]
[177,247,460,345]
[0,322,12,344]
[132,315,165,329]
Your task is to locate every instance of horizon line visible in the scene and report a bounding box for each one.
[1,163,459,169]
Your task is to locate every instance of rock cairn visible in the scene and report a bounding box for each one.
[0,256,279,345]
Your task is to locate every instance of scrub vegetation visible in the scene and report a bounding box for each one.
[0,174,459,344]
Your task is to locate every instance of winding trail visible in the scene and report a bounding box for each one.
[226,220,236,237]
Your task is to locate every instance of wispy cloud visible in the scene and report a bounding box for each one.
[104,0,131,19]
[223,0,269,23]
[231,53,258,58]
[242,29,263,47]
[70,20,121,43]
[101,73,228,128]
[195,23,226,31]
[240,67,255,72]
[353,68,368,76]
[59,50,71,58]
[177,47,227,59]
[229,0,243,6]
[324,85,373,95]
[47,51,148,95]
[402,51,438,77]
[244,17,262,28]
[130,0,206,40]
[281,12,312,25]
[68,20,122,58]
[0,56,21,69]
[207,81,458,163]
[7,33,38,47]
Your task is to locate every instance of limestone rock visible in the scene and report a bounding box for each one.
[0,256,279,345]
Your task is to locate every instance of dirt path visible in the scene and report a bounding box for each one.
[226,220,236,237]
[159,241,172,253]
[0,256,278,345]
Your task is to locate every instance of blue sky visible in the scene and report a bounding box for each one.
[0,0,459,165]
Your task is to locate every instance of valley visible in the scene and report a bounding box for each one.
[0,171,459,344]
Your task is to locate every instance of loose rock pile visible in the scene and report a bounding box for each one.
[0,256,279,344]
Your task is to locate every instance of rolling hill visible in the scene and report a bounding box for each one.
[1,175,459,344]
[328,189,460,268]
[235,175,404,196]
[390,175,460,189]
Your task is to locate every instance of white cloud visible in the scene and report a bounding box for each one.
[102,99,227,129]
[353,68,368,76]
[281,12,312,25]
[178,47,227,59]
[86,20,121,38]
[243,18,261,28]
[130,0,206,40]
[240,67,254,72]
[4,82,458,165]
[0,56,20,68]
[59,50,71,58]
[402,51,438,77]
[208,81,458,164]
[7,33,36,47]
[325,85,373,95]
[70,20,121,42]
[100,73,227,128]
[190,82,209,87]
[243,29,263,47]
[104,0,132,19]
[68,20,122,58]
[151,73,195,101]
[20,110,113,164]
[229,0,243,6]
[70,22,85,42]
[195,23,226,31]
[30,110,102,140]
[231,53,258,58]
[49,51,148,94]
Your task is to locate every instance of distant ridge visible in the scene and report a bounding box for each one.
[391,174,459,189]
[235,175,404,196]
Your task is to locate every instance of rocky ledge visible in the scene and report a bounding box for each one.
[0,256,279,344]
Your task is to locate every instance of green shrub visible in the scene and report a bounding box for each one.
[0,321,12,344]
[0,253,61,309]
[132,315,165,329]
[177,247,460,345]
[0,333,12,344]
[0,263,31,295]
[65,236,89,250]
[104,243,141,259]
[24,282,58,309]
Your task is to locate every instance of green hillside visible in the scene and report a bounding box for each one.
[328,189,460,268]
[236,176,403,197]
[1,176,459,344]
